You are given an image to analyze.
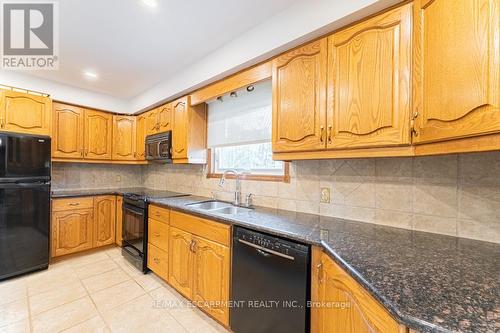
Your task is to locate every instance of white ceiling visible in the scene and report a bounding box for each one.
[26,0,299,99]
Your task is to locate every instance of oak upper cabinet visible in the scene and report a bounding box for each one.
[93,195,116,247]
[327,4,412,149]
[84,109,113,160]
[112,115,137,160]
[136,114,146,160]
[52,103,85,159]
[413,0,500,144]
[168,226,193,298]
[0,90,52,136]
[272,39,328,152]
[145,108,160,135]
[172,96,207,163]
[311,247,405,333]
[158,103,172,132]
[191,236,230,325]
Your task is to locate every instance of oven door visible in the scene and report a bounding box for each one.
[122,203,145,253]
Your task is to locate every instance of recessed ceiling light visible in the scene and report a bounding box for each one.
[83,71,98,80]
[141,0,157,8]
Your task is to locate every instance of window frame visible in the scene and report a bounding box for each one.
[206,148,290,183]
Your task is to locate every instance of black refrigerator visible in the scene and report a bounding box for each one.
[0,133,51,281]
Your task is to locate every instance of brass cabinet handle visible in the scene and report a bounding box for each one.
[189,239,197,252]
[0,118,4,128]
[153,232,160,237]
[317,262,324,284]
[327,125,332,143]
[68,203,80,206]
[192,239,197,253]
[153,258,160,264]
[320,126,324,143]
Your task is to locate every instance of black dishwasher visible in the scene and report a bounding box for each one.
[231,226,310,333]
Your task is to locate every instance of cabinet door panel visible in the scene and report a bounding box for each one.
[272,39,327,152]
[51,209,93,257]
[84,110,112,160]
[148,243,168,280]
[168,227,193,298]
[158,103,172,132]
[413,0,500,143]
[192,237,230,326]
[327,4,411,149]
[116,196,123,246]
[112,115,136,160]
[172,97,189,159]
[311,248,403,333]
[93,196,116,247]
[1,91,52,135]
[145,109,159,135]
[136,115,146,160]
[52,103,85,159]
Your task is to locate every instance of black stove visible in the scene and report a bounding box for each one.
[121,189,187,272]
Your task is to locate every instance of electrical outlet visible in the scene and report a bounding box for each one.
[115,175,122,182]
[320,187,331,203]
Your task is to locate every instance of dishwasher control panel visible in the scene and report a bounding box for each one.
[235,227,309,256]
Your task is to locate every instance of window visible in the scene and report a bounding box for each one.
[207,80,288,182]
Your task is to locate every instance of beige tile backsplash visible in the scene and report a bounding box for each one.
[53,152,500,244]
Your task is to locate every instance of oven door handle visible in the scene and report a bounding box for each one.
[123,205,144,215]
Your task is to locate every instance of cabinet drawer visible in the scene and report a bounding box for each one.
[148,243,168,280]
[148,218,169,251]
[149,205,170,223]
[170,211,230,247]
[52,197,94,212]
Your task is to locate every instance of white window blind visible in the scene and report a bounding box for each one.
[207,80,272,148]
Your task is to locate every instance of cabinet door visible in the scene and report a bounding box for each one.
[172,97,189,160]
[93,196,116,247]
[413,0,500,143]
[115,196,123,246]
[84,109,113,160]
[158,103,172,132]
[272,39,328,152]
[136,114,146,160]
[51,208,93,257]
[191,236,230,326]
[1,91,52,135]
[168,226,193,298]
[145,109,159,135]
[52,103,85,159]
[327,5,412,149]
[311,248,404,333]
[112,115,136,160]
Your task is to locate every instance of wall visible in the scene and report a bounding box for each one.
[143,152,500,244]
[52,163,143,190]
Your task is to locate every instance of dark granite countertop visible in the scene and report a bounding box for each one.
[50,189,500,332]
[148,195,500,333]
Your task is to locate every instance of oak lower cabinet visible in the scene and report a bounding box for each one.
[116,196,123,246]
[51,196,118,258]
[0,90,52,136]
[413,0,500,145]
[311,247,406,333]
[145,208,231,327]
[93,196,116,247]
[172,96,207,164]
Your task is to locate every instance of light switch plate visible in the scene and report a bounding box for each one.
[320,187,331,203]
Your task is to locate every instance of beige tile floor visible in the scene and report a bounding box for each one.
[0,247,230,333]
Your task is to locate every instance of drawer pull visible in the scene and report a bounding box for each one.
[153,232,160,237]
[68,203,80,206]
[153,258,160,264]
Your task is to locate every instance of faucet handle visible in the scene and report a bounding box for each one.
[245,193,253,207]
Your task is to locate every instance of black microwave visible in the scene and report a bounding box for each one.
[145,131,172,163]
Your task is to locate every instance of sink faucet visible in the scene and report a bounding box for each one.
[218,169,245,206]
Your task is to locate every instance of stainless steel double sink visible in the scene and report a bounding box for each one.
[186,200,252,215]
